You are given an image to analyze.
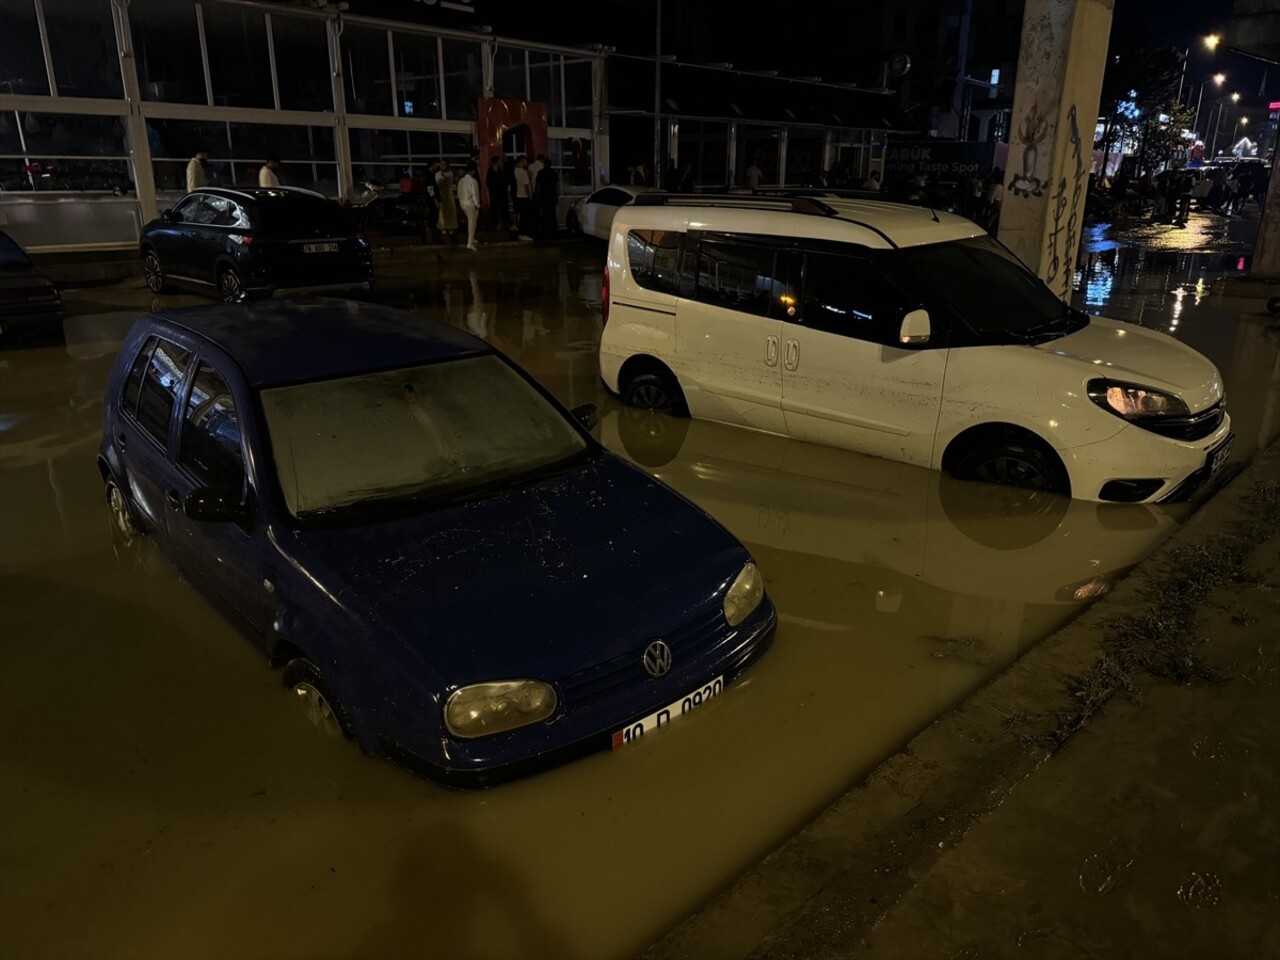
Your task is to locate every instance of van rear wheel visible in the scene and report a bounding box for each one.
[623,371,688,417]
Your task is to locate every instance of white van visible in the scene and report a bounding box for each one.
[598,195,1232,503]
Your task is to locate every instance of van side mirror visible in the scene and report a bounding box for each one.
[899,308,932,346]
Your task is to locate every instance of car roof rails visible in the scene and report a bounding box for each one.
[631,192,840,217]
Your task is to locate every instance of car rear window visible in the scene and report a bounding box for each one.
[255,196,355,237]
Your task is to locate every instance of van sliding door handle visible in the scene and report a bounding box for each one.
[783,339,800,370]
[764,335,779,366]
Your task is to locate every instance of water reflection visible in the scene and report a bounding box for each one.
[601,410,1185,646]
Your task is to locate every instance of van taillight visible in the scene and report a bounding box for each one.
[602,266,610,325]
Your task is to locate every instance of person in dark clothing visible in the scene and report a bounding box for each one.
[677,162,696,193]
[535,161,559,237]
[662,159,680,192]
[486,155,511,231]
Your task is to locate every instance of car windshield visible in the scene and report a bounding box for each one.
[260,355,590,520]
[898,235,1087,342]
[255,196,355,237]
[0,233,34,270]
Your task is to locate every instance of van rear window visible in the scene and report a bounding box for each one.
[626,229,684,296]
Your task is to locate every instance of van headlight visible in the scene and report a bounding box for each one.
[1087,379,1189,419]
[723,562,764,627]
[444,680,557,738]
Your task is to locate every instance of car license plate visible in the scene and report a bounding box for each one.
[1209,434,1234,475]
[303,242,339,253]
[612,676,723,749]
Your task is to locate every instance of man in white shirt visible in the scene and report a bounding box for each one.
[458,164,482,251]
[527,154,545,197]
[513,157,532,237]
[258,157,281,188]
[185,151,208,193]
[745,159,762,191]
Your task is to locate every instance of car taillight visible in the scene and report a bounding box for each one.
[230,233,256,246]
[602,266,610,325]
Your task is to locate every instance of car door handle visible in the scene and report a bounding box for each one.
[764,335,779,366]
[116,432,127,451]
[166,489,182,510]
[784,339,800,370]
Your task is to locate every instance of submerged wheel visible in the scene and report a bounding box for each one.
[952,439,1069,495]
[141,250,167,293]
[622,371,688,417]
[282,658,352,738]
[106,479,139,541]
[566,210,581,235]
[218,265,246,303]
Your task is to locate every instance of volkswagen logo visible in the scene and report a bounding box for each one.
[642,640,672,678]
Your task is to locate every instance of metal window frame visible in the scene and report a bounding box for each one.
[32,0,58,97]
[387,28,398,117]
[264,12,281,111]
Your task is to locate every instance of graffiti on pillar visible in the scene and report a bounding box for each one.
[1008,102,1049,198]
[1045,105,1086,299]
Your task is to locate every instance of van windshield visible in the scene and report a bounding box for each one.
[898,235,1088,343]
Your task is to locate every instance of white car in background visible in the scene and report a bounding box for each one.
[567,186,661,240]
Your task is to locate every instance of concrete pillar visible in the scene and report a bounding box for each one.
[1251,153,1280,279]
[112,0,158,224]
[998,0,1114,302]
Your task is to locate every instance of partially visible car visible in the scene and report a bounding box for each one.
[139,187,373,303]
[97,299,775,785]
[567,185,661,240]
[0,231,64,346]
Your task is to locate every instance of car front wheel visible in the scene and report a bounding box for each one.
[141,250,167,293]
[283,658,352,739]
[622,371,688,417]
[951,440,1069,495]
[566,209,581,235]
[218,265,246,303]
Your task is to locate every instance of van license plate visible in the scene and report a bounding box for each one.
[1209,434,1234,475]
[303,242,338,253]
[612,676,723,749]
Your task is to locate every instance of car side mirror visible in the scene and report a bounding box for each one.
[184,487,248,524]
[571,403,599,431]
[161,209,177,223]
[899,308,932,347]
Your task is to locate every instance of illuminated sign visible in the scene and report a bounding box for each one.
[1271,101,1280,111]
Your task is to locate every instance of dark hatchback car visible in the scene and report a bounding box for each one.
[97,300,775,785]
[0,231,64,345]
[139,187,373,303]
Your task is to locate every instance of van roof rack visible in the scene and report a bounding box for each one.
[631,192,840,217]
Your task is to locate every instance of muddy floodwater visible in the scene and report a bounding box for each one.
[2,243,1278,959]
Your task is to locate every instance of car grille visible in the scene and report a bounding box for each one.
[1137,402,1224,441]
[557,606,726,708]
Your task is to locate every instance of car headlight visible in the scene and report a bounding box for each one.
[444,680,557,739]
[723,561,764,627]
[1087,379,1189,419]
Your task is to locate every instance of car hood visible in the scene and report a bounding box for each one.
[290,452,749,685]
[1034,315,1224,412]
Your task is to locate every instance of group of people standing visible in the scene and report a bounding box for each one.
[404,153,559,251]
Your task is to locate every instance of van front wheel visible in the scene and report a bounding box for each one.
[952,440,1068,495]
[623,371,688,417]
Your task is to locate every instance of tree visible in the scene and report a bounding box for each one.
[1141,100,1197,171]
[1094,46,1184,173]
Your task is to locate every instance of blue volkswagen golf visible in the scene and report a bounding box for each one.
[97,300,775,785]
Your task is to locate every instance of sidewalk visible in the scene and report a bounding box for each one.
[645,442,1280,959]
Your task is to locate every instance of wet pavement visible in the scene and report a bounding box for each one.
[2,222,1279,958]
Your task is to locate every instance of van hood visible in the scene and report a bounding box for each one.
[1034,315,1224,412]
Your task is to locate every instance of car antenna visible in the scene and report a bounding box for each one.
[928,203,940,223]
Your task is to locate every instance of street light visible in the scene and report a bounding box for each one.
[1194,72,1227,136]
[1210,93,1243,156]
[1179,34,1224,101]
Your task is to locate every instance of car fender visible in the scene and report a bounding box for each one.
[934,343,1126,468]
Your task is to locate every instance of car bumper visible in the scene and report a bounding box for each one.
[378,597,778,788]
[0,301,65,341]
[1060,412,1233,503]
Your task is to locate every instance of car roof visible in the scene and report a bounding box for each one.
[149,299,492,388]
[194,186,332,205]
[617,195,983,249]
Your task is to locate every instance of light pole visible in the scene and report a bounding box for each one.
[1232,115,1250,150]
[653,0,661,187]
[1210,91,1241,157]
[1179,33,1221,103]
[1194,72,1226,138]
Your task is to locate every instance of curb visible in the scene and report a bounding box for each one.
[642,439,1280,960]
